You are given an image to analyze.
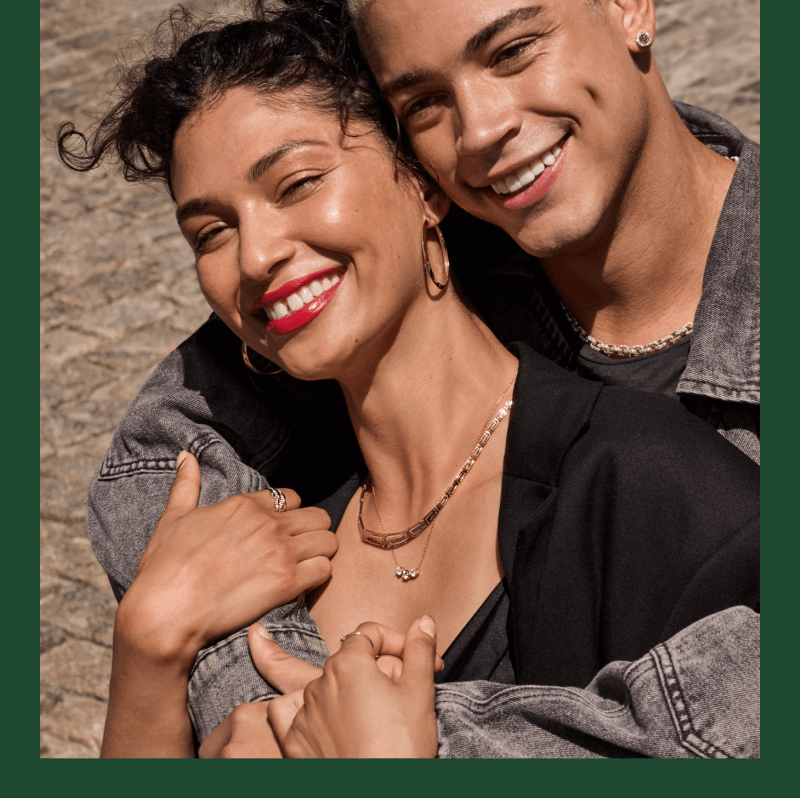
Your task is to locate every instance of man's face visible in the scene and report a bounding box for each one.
[363,0,651,258]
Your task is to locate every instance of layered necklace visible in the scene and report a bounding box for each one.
[358,375,516,581]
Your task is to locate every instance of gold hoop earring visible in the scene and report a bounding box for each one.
[242,342,283,375]
[422,221,450,290]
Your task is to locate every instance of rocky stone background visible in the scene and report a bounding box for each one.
[39,0,760,758]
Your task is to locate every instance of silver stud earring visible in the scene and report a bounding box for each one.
[635,31,653,48]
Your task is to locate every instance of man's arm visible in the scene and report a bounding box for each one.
[260,607,759,759]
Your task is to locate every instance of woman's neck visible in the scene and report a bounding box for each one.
[336,292,518,530]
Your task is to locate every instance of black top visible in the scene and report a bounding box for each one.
[576,335,692,401]
[315,342,759,689]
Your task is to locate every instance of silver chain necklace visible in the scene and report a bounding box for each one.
[560,153,738,359]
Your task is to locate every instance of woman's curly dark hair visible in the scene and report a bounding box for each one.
[57,0,420,198]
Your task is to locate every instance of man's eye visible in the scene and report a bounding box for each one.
[496,39,536,64]
[404,95,438,119]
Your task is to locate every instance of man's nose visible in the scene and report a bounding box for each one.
[238,215,296,283]
[454,81,521,158]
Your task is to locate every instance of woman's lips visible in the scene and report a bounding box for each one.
[500,136,570,210]
[265,275,344,335]
[259,266,342,305]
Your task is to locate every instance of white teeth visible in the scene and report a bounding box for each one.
[300,286,314,303]
[264,272,343,322]
[490,143,563,194]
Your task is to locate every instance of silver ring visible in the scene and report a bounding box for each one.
[267,487,287,513]
[339,631,375,651]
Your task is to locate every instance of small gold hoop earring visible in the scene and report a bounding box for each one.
[242,341,283,375]
[635,31,653,48]
[422,221,450,290]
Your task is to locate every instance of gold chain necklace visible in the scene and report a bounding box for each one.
[358,375,516,581]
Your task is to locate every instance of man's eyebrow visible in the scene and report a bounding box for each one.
[247,139,328,182]
[462,6,545,59]
[379,6,545,98]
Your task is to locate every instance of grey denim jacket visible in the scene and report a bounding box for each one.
[86,104,759,757]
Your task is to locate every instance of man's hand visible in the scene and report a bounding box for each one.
[255,618,440,758]
[118,451,337,663]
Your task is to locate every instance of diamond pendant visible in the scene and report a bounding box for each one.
[395,566,418,581]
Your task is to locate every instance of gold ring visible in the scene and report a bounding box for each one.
[339,631,375,651]
[267,487,287,513]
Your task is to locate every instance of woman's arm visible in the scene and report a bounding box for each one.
[100,451,336,758]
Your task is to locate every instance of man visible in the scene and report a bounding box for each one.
[87,0,759,756]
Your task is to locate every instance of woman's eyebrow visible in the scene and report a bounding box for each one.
[247,139,328,182]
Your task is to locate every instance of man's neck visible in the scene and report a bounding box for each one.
[542,102,737,349]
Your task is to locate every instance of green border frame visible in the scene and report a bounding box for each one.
[29,0,778,789]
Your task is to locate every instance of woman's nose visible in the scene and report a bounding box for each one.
[454,81,522,159]
[237,217,297,283]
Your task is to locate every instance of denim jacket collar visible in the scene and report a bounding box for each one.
[672,103,760,404]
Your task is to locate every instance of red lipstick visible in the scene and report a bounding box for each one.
[503,137,570,210]
[259,266,342,306]
[266,279,343,335]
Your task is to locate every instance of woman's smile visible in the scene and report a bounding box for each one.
[171,85,443,381]
[256,267,345,335]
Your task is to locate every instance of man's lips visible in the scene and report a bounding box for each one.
[485,136,570,210]
[257,266,343,307]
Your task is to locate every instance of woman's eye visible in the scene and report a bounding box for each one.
[194,226,226,254]
[281,174,323,200]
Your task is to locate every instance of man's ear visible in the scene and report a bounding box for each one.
[421,184,451,226]
[606,0,656,52]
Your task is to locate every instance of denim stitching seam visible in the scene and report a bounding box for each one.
[651,644,733,759]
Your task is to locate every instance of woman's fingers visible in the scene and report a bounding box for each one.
[399,616,439,686]
[247,624,324,694]
[338,621,406,657]
[162,451,201,518]
[271,487,301,512]
[291,529,339,561]
[267,690,305,748]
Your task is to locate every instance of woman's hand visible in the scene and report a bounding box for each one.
[256,618,441,758]
[198,702,282,759]
[118,451,337,666]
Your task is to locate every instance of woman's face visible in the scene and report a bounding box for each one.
[172,86,446,381]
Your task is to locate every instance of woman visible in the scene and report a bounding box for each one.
[59,2,758,757]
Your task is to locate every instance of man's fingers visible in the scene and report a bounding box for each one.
[247,623,323,694]
[292,529,339,562]
[399,616,439,686]
[267,690,305,748]
[163,451,201,517]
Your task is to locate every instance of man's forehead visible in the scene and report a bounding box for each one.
[361,0,560,86]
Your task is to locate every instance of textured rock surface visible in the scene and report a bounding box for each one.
[40,0,760,758]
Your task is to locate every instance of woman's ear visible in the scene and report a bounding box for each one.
[421,184,451,226]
